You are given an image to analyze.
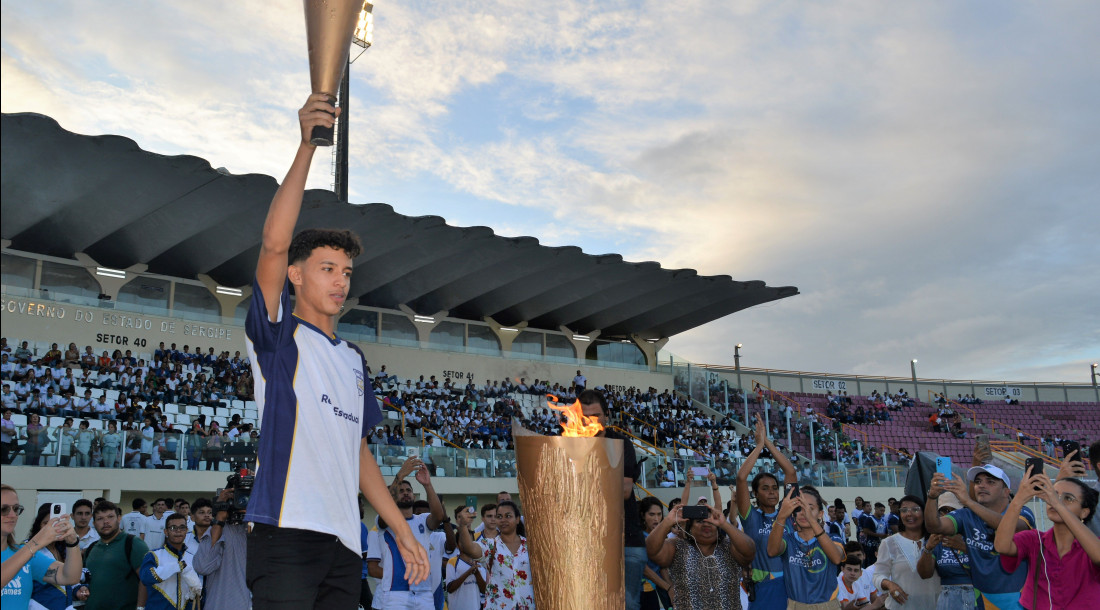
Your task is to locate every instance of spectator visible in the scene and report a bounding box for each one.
[859,503,889,567]
[138,512,201,609]
[184,498,213,550]
[837,554,883,610]
[71,499,100,550]
[1,484,84,610]
[994,473,1100,609]
[84,500,150,610]
[735,415,797,610]
[455,500,534,610]
[647,503,754,610]
[412,497,456,609]
[367,458,445,607]
[926,464,1035,610]
[144,498,170,551]
[26,502,90,609]
[767,485,845,606]
[193,487,250,610]
[1,408,15,464]
[474,504,498,541]
[21,413,48,466]
[100,420,124,468]
[638,496,673,609]
[872,495,938,608]
[917,492,976,610]
[121,498,149,540]
[445,507,487,610]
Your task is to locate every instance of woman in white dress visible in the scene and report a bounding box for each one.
[873,495,941,609]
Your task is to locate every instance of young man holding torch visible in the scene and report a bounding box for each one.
[244,94,429,609]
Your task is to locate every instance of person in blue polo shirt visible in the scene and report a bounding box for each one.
[925,464,1035,610]
[767,485,846,607]
[736,416,798,610]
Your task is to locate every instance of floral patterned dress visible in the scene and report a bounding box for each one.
[476,535,535,609]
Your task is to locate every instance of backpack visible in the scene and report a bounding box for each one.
[83,533,139,580]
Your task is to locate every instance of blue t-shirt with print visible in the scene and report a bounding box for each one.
[740,507,786,578]
[931,542,972,586]
[946,505,1035,594]
[781,525,840,604]
[1,546,56,610]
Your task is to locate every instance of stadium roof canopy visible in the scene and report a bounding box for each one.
[1,113,798,340]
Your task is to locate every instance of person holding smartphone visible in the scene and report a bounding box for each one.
[766,485,846,607]
[993,472,1100,609]
[735,416,798,610]
[1,485,84,610]
[646,504,755,610]
[1056,440,1100,539]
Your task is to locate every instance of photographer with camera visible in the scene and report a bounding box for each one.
[192,480,249,610]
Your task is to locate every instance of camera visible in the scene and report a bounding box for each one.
[213,470,254,524]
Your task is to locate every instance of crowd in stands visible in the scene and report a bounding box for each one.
[0,337,258,469]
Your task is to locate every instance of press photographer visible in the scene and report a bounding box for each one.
[192,474,250,609]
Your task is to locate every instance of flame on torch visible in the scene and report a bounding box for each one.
[547,394,604,437]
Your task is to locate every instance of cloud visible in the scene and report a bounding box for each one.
[2,0,1097,383]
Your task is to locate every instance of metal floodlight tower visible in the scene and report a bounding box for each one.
[334,1,374,202]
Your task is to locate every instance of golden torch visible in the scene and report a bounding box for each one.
[303,0,363,146]
[514,395,625,608]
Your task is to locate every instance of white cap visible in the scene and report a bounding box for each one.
[938,491,963,511]
[966,464,1011,489]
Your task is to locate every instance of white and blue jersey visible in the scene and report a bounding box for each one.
[367,514,436,608]
[245,277,382,555]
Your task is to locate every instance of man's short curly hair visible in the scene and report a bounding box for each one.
[288,229,362,265]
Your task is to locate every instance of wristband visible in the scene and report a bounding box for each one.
[213,520,226,527]
[64,539,80,548]
[813,530,825,537]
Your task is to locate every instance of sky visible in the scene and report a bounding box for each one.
[2,1,1098,384]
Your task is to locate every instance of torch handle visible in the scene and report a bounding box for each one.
[309,97,337,146]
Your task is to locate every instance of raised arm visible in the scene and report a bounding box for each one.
[767,487,799,557]
[924,474,957,535]
[735,418,767,519]
[916,534,942,579]
[646,506,683,567]
[256,94,338,318]
[943,473,1030,532]
[711,507,755,566]
[680,468,695,509]
[359,439,430,584]
[415,462,446,530]
[454,509,484,560]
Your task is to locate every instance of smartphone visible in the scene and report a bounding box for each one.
[50,503,65,518]
[785,483,801,498]
[408,448,420,459]
[690,466,709,477]
[465,496,478,510]
[1062,440,1082,463]
[681,505,709,520]
[935,456,952,477]
[1024,457,1044,479]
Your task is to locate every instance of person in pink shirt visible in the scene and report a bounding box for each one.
[995,472,1100,609]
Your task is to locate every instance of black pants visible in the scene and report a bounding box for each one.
[247,523,361,610]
